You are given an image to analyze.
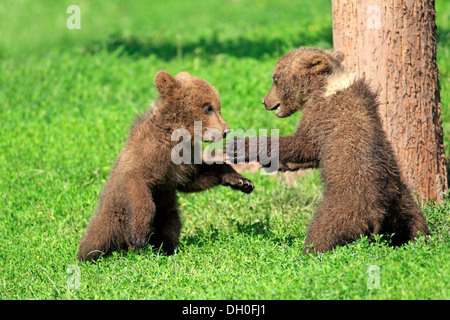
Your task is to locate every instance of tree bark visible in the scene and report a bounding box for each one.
[331,0,447,203]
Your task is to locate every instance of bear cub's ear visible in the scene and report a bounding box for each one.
[155,70,181,96]
[301,52,332,75]
[331,50,345,64]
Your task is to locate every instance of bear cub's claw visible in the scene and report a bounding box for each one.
[222,174,255,194]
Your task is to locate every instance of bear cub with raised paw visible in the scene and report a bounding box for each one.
[78,71,254,261]
[227,47,429,254]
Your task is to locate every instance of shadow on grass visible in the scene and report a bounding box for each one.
[181,225,221,248]
[83,28,333,60]
[232,217,301,246]
[181,217,302,249]
[84,22,447,60]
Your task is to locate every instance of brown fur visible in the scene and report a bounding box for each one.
[78,71,254,261]
[229,47,429,253]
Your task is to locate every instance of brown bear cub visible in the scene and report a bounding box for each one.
[78,71,254,261]
[227,47,429,254]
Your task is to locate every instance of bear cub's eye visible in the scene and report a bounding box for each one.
[204,105,214,114]
[273,76,279,85]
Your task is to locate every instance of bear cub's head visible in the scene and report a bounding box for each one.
[262,47,345,118]
[154,70,230,143]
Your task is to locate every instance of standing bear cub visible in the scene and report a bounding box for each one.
[78,71,254,261]
[227,47,429,254]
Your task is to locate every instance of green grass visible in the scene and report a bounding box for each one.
[0,0,449,300]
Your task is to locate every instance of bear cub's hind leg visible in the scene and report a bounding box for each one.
[125,176,157,249]
[148,209,182,255]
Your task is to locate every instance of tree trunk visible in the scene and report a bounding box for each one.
[331,0,447,203]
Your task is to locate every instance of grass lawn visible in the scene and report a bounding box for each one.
[0,0,449,300]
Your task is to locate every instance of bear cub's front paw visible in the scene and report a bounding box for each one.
[222,173,255,194]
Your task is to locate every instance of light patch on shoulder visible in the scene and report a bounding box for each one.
[324,71,357,97]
